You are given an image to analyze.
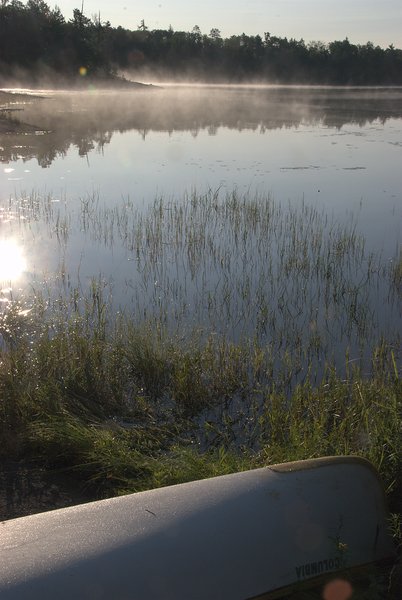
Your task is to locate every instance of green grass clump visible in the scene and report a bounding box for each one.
[257,373,400,489]
[0,291,400,513]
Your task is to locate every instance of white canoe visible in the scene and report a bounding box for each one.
[0,456,395,599]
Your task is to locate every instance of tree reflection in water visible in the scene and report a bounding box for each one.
[1,87,402,166]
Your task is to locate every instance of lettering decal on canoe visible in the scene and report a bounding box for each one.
[295,557,344,579]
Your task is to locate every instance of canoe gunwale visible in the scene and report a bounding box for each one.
[269,455,382,479]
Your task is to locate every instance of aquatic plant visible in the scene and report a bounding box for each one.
[2,188,399,382]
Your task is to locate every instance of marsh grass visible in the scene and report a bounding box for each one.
[4,189,397,360]
[390,250,402,300]
[0,285,400,499]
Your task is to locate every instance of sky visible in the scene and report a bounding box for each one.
[55,0,401,48]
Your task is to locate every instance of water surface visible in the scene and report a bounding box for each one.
[0,86,401,371]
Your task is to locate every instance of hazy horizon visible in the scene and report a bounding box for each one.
[53,0,401,49]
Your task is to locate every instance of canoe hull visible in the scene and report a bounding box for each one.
[0,456,395,599]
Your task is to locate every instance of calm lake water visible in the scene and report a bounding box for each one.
[0,86,401,371]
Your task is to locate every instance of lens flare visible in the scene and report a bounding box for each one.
[322,578,353,600]
[0,239,27,281]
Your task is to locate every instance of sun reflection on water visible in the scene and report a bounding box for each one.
[0,239,27,282]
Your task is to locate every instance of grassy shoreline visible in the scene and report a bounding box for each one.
[0,295,400,514]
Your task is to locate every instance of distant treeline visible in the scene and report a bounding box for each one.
[1,1,402,85]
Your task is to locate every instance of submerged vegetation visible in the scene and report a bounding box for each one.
[3,189,400,360]
[0,190,400,528]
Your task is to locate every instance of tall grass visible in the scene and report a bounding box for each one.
[3,189,399,378]
[0,286,400,503]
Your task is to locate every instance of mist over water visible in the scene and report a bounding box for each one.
[0,85,401,376]
[2,87,401,246]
